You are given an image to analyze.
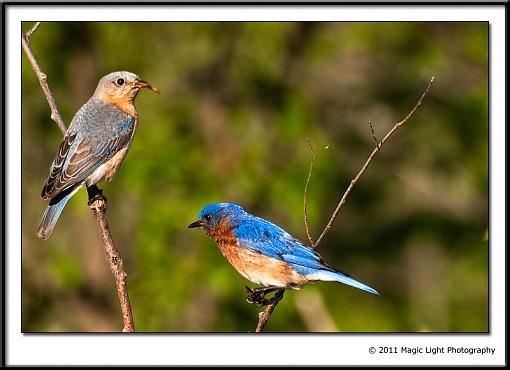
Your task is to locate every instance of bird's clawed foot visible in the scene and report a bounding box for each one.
[245,286,271,307]
[245,286,284,307]
[87,185,106,206]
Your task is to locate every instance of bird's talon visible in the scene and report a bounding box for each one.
[87,193,104,206]
[245,286,262,305]
[245,288,274,306]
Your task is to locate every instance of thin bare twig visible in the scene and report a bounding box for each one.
[313,76,435,249]
[25,21,41,39]
[22,22,67,134]
[368,121,381,149]
[303,139,316,247]
[23,22,135,332]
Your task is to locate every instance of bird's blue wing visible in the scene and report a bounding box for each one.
[233,216,327,270]
[42,108,135,200]
[232,212,378,294]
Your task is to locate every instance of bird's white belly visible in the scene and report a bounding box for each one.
[86,146,130,186]
[238,265,287,288]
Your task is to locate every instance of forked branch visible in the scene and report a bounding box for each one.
[256,76,435,332]
[312,76,435,249]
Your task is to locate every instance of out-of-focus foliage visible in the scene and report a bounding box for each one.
[22,22,488,332]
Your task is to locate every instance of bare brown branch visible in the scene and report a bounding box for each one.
[87,186,135,332]
[256,302,280,332]
[23,22,136,332]
[22,22,67,134]
[255,290,284,332]
[25,22,41,39]
[313,76,435,249]
[303,139,316,247]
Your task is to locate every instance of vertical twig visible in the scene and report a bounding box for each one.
[23,22,136,332]
[303,139,316,247]
[87,186,135,332]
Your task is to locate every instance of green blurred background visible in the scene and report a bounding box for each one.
[22,22,488,332]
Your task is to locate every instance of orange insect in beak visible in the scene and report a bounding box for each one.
[133,79,160,94]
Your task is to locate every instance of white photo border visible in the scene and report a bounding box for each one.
[6,4,505,366]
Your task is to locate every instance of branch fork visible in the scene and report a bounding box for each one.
[254,76,435,332]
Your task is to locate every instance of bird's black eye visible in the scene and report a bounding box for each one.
[115,78,125,86]
[204,214,213,222]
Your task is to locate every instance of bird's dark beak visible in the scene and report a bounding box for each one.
[134,79,160,94]
[187,220,203,229]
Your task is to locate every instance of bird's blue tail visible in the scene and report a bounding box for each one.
[312,269,379,295]
[36,187,78,240]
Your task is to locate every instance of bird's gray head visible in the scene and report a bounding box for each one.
[94,71,159,102]
[188,203,247,234]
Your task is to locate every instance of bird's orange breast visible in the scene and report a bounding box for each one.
[211,219,309,288]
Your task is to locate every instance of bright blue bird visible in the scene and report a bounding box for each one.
[37,71,159,240]
[188,203,379,305]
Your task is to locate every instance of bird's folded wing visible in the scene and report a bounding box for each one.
[233,219,325,267]
[41,116,134,200]
[280,254,329,271]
